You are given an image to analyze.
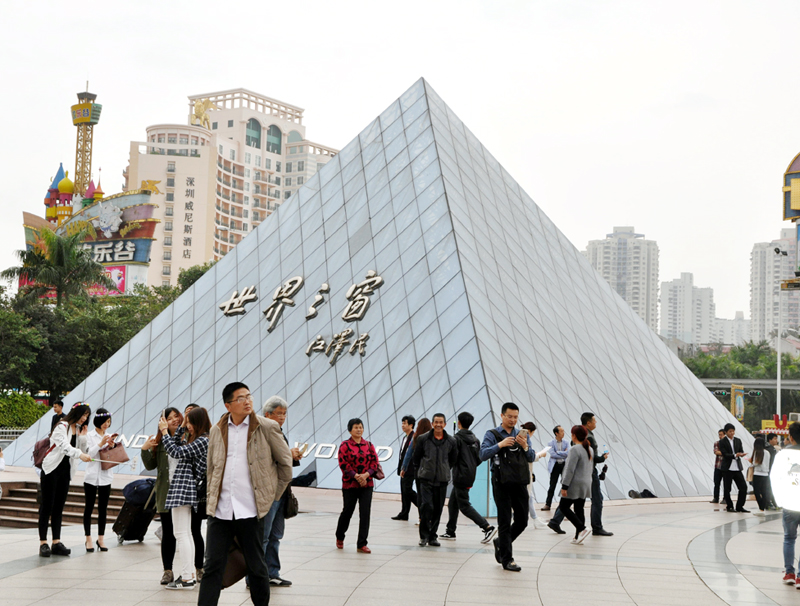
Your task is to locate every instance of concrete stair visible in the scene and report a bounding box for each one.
[0,481,126,529]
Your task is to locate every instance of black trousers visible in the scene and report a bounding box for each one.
[446,485,488,534]
[418,481,447,541]
[161,508,205,570]
[399,473,418,517]
[491,476,529,565]
[723,469,747,510]
[38,458,71,541]
[551,468,604,531]
[336,486,373,548]
[545,463,564,507]
[752,475,770,511]
[198,516,269,606]
[713,468,723,501]
[558,497,586,538]
[83,483,112,536]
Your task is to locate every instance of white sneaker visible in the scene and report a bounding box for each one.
[575,528,591,545]
[533,518,548,529]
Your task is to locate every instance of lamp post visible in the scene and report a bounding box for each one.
[775,247,788,417]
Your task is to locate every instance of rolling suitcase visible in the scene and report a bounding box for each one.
[114,483,156,543]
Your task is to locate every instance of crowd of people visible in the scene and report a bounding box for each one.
[30,386,800,601]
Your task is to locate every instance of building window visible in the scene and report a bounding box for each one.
[298,161,304,171]
[180,136,188,144]
[244,183,250,191]
[168,136,177,144]
[245,152,251,164]
[275,190,280,198]
[276,161,281,172]
[162,266,171,276]
[264,159,271,170]
[245,168,250,177]
[246,118,262,148]
[167,162,175,173]
[255,155,261,167]
[228,120,234,127]
[162,280,171,287]
[164,236,172,246]
[244,196,249,204]
[266,125,282,154]
[274,177,281,186]
[243,209,248,218]
[165,221,173,231]
[165,206,174,217]
[166,192,174,201]
[163,250,172,260]
[286,162,292,173]
[230,149,235,161]
[166,178,175,187]
[243,223,248,231]
[297,176,304,185]
[219,144,223,155]
[158,135,165,143]
[284,191,291,199]
[285,177,292,186]
[212,122,218,130]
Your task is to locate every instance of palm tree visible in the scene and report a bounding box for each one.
[1,226,116,307]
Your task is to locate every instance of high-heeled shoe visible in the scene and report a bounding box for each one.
[85,542,95,553]
[96,540,108,552]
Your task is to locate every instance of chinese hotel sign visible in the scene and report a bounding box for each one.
[219,271,383,366]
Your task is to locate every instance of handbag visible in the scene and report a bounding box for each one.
[32,436,56,469]
[284,485,299,519]
[99,442,130,470]
[746,466,754,482]
[369,441,385,480]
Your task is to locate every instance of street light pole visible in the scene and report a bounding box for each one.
[775,247,787,418]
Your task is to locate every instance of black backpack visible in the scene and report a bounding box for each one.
[490,430,530,485]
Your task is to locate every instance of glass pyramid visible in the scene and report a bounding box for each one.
[5,79,747,501]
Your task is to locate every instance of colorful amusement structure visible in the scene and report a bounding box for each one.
[21,90,158,296]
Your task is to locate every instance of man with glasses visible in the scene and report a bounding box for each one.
[198,383,293,606]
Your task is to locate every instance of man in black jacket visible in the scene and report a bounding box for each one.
[441,412,496,543]
[719,422,749,512]
[392,415,417,521]
[412,413,457,547]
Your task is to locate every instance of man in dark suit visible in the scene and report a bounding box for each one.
[392,415,417,521]
[50,400,65,432]
[719,422,749,512]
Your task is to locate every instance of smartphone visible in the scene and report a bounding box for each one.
[518,429,529,440]
[161,409,166,419]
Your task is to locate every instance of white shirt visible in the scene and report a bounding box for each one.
[728,437,742,471]
[42,421,86,477]
[83,430,115,486]
[214,415,258,520]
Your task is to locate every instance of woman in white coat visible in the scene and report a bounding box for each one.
[38,403,92,557]
[82,408,117,552]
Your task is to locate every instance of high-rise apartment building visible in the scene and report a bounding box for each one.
[660,273,715,345]
[123,88,338,287]
[583,226,659,332]
[750,228,800,346]
[713,312,750,346]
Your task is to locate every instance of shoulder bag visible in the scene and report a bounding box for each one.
[745,466,754,482]
[284,485,299,518]
[368,441,385,480]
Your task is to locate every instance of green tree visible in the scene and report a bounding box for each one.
[1,226,115,307]
[178,261,215,292]
[0,287,42,390]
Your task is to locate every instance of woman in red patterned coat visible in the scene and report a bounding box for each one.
[335,418,379,553]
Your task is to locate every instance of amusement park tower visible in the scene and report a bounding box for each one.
[71,88,102,197]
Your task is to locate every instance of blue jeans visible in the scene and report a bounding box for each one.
[784,509,800,574]
[262,497,286,579]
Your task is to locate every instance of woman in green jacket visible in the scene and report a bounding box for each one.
[141,407,181,586]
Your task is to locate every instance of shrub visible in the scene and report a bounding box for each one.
[0,391,48,427]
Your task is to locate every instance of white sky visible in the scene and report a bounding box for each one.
[2,0,799,319]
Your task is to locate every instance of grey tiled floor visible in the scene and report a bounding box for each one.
[1,487,797,606]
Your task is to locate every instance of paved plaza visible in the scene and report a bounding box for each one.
[0,470,797,606]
